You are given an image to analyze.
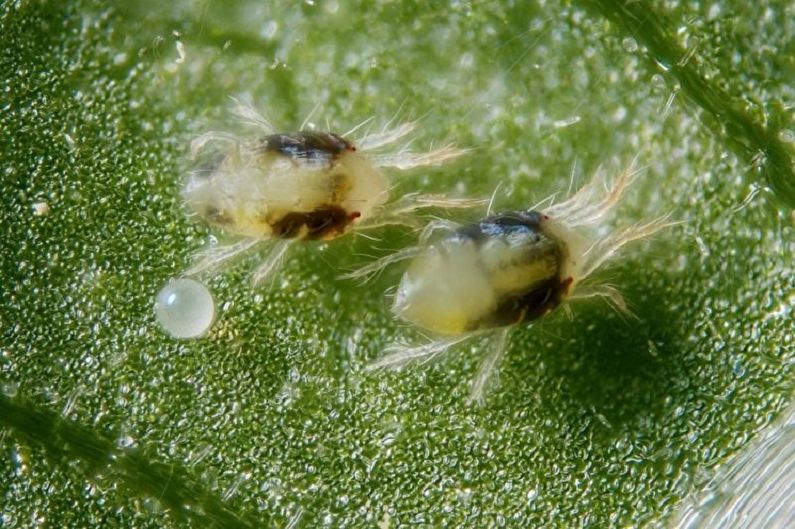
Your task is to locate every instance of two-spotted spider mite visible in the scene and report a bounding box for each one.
[182,100,482,285]
[350,161,676,403]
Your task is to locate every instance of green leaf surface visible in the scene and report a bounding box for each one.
[2,1,793,527]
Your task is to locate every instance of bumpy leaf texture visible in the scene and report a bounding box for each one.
[1,1,793,527]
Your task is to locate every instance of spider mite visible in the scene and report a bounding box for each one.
[181,99,482,285]
[352,161,677,403]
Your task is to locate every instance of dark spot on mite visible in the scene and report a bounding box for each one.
[271,205,360,240]
[483,275,568,329]
[456,210,545,244]
[259,132,354,161]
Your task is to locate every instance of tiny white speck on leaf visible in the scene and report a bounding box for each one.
[32,201,50,216]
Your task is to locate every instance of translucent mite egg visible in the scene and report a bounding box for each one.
[154,278,216,339]
[359,162,676,402]
[182,100,481,285]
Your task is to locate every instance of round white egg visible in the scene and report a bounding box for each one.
[154,278,216,339]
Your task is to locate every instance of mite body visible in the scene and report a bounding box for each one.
[394,210,572,335]
[355,162,675,402]
[183,101,479,284]
[186,131,384,240]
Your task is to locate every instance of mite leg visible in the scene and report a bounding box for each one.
[418,218,461,242]
[185,238,263,278]
[339,245,423,282]
[299,101,322,131]
[190,131,241,157]
[357,215,459,237]
[381,192,487,217]
[579,214,678,280]
[366,333,477,371]
[566,283,634,318]
[341,219,459,282]
[546,159,644,226]
[564,163,640,226]
[358,196,478,233]
[370,145,468,170]
[355,121,417,151]
[354,216,425,232]
[228,97,276,133]
[468,328,512,405]
[341,116,377,140]
[250,239,293,286]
